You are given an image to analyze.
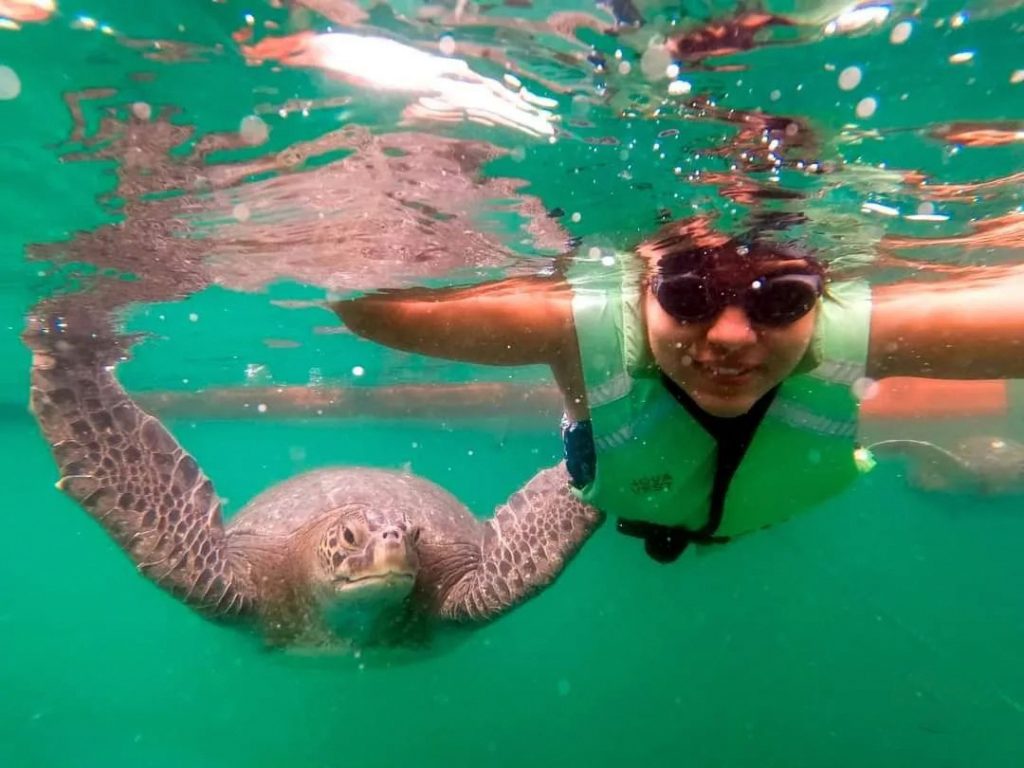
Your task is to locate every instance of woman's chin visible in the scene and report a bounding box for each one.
[688,388,761,418]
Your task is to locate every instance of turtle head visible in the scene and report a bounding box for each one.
[312,509,421,613]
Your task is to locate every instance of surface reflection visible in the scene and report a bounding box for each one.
[33,101,567,311]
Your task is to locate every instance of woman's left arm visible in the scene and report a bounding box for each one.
[867,269,1024,379]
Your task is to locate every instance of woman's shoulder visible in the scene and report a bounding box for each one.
[800,279,873,374]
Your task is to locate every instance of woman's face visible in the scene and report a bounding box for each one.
[644,263,819,418]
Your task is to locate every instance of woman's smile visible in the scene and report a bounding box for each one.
[690,357,760,386]
[647,288,818,417]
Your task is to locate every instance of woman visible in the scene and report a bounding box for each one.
[334,218,1024,563]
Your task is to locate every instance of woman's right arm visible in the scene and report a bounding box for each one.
[332,275,577,367]
[333,274,589,419]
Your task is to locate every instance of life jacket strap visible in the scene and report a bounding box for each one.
[616,518,729,563]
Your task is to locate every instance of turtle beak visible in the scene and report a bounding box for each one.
[371,525,419,575]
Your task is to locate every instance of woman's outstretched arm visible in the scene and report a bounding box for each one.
[333,275,589,417]
[332,275,576,366]
[868,266,1024,380]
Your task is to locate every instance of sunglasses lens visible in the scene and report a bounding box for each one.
[654,275,716,322]
[747,276,820,326]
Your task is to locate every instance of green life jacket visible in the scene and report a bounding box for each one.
[568,254,873,541]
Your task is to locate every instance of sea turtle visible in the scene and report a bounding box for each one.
[26,308,602,650]
[868,436,1024,495]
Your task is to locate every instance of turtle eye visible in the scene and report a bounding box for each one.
[409,526,421,544]
[342,526,357,546]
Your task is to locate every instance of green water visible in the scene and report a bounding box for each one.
[3,1,1024,766]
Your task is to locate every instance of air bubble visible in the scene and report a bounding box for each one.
[838,66,862,91]
[640,45,672,81]
[890,21,912,44]
[239,114,269,146]
[851,377,880,401]
[855,96,877,118]
[862,201,899,216]
[0,65,21,101]
[667,80,692,96]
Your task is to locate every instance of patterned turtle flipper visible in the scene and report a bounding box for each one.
[869,437,1024,494]
[867,439,974,492]
[426,464,604,621]
[26,305,258,620]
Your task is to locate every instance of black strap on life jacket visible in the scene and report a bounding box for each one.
[615,375,779,564]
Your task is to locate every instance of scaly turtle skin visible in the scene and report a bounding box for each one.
[27,306,603,649]
[869,437,1024,496]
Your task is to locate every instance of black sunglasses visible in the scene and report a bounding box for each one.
[651,270,823,327]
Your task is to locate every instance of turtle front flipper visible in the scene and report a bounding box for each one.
[426,464,604,622]
[867,439,975,492]
[26,305,257,620]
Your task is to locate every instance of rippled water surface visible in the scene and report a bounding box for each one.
[3,1,1024,766]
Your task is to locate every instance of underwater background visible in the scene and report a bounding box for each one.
[2,0,1024,765]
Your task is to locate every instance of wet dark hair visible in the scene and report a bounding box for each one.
[637,217,825,281]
